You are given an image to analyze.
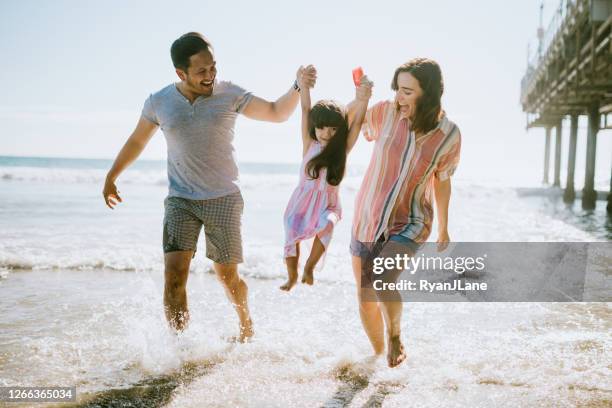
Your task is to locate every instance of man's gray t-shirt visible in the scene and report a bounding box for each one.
[141,80,253,200]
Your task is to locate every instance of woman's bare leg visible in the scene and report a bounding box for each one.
[280,242,300,291]
[352,255,385,355]
[376,242,411,367]
[302,235,325,285]
[379,300,406,367]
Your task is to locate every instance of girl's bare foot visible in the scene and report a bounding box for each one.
[387,335,406,368]
[280,269,298,291]
[301,264,314,285]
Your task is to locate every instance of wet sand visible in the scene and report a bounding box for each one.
[1,268,610,407]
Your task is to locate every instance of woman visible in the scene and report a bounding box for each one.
[349,58,461,367]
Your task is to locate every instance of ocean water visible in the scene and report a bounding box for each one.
[0,156,610,407]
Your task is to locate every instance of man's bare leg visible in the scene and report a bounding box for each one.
[280,243,300,291]
[302,236,325,285]
[164,251,193,333]
[213,262,254,342]
[352,255,385,355]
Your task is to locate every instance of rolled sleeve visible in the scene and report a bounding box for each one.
[236,92,254,113]
[434,127,461,181]
[141,94,159,125]
[362,100,390,142]
[227,82,254,113]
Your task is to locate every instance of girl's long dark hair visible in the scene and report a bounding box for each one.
[391,58,444,134]
[306,100,349,186]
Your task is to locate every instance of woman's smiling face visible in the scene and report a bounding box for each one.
[394,72,423,120]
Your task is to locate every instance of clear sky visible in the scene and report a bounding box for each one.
[0,0,610,187]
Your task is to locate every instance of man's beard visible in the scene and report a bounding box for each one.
[188,77,214,96]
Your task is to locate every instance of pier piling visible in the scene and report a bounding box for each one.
[554,120,563,187]
[582,104,599,209]
[521,0,612,213]
[544,127,552,184]
[563,114,579,202]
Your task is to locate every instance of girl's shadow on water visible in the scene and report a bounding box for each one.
[322,357,404,408]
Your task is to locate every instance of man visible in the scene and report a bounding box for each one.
[102,32,315,342]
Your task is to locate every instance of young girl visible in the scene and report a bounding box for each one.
[280,65,372,291]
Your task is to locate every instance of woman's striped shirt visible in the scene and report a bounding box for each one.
[352,100,461,244]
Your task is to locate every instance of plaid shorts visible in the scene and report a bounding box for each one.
[163,191,244,264]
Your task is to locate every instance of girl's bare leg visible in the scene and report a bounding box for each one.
[302,235,325,285]
[280,242,300,291]
[352,255,385,355]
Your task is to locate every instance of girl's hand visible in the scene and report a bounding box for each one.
[297,64,317,90]
[356,75,373,101]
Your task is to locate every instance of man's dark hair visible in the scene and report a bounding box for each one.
[170,32,213,72]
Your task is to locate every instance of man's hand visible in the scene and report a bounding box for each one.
[103,177,123,209]
[297,65,317,90]
[436,230,450,252]
[102,115,157,209]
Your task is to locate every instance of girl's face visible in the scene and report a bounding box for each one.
[394,72,423,120]
[314,126,338,146]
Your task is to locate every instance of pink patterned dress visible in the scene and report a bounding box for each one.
[283,141,342,258]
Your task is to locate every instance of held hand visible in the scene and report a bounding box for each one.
[297,64,317,89]
[436,230,450,252]
[103,177,123,209]
[356,75,373,101]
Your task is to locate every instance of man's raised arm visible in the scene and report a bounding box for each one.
[103,116,158,209]
[242,67,317,123]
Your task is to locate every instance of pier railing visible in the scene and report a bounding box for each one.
[521,0,578,106]
[520,0,612,212]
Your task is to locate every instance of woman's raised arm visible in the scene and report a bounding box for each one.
[347,76,373,152]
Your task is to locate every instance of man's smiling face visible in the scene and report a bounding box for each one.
[177,49,217,97]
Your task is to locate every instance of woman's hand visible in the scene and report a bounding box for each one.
[436,230,450,252]
[297,65,317,90]
[356,75,373,101]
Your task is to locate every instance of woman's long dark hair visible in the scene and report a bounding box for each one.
[391,58,444,134]
[306,100,349,186]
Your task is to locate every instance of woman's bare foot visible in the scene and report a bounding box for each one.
[387,335,406,368]
[280,269,298,291]
[301,264,314,285]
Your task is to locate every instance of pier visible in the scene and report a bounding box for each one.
[521,0,612,213]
